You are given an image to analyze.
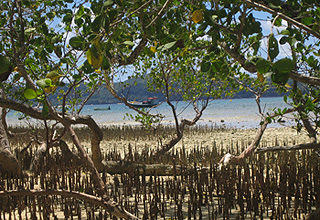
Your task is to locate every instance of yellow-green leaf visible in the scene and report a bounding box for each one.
[123,41,135,46]
[192,10,203,23]
[46,71,62,83]
[24,89,37,100]
[87,40,103,69]
[150,46,156,53]
[257,72,265,82]
[285,83,291,88]
[180,46,188,56]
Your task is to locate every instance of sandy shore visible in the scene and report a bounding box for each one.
[98,126,311,157]
[8,123,311,158]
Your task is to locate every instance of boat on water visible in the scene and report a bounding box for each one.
[128,97,159,108]
[94,106,111,111]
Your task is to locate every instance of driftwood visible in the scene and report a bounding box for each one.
[256,142,320,153]
[28,136,182,176]
[103,160,183,175]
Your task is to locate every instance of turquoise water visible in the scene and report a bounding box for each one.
[6,97,292,128]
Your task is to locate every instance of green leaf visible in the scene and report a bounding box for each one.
[211,60,223,72]
[280,29,290,35]
[271,58,293,85]
[122,41,135,46]
[25,28,36,33]
[104,16,110,34]
[273,18,282,27]
[58,81,66,87]
[69,36,85,50]
[269,3,281,10]
[268,33,279,60]
[279,36,288,45]
[256,58,271,74]
[204,10,218,25]
[36,89,43,96]
[0,55,10,74]
[21,0,31,7]
[75,5,85,20]
[45,78,53,86]
[273,58,294,73]
[102,55,110,70]
[24,89,37,100]
[36,78,52,88]
[159,41,176,51]
[79,60,95,74]
[272,70,289,85]
[63,13,73,23]
[46,12,55,19]
[301,17,313,26]
[104,0,114,7]
[283,95,287,103]
[92,15,103,33]
[201,61,211,72]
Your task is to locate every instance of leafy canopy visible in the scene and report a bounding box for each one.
[0,0,319,130]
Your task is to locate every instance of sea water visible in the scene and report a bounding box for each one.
[5,97,292,129]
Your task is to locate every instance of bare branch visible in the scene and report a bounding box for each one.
[152,80,213,158]
[145,0,170,29]
[218,106,297,165]
[241,0,320,39]
[111,0,152,27]
[219,42,320,86]
[77,78,102,114]
[118,38,148,66]
[234,6,247,51]
[218,41,257,73]
[104,74,163,118]
[289,72,320,86]
[63,124,138,219]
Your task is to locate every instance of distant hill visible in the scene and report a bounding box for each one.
[53,77,285,105]
[81,78,163,104]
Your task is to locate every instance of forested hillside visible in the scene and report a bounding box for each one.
[59,77,285,105]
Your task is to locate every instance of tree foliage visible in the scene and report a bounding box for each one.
[0,0,318,128]
[1,0,320,217]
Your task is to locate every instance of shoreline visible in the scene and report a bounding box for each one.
[5,96,291,129]
[7,123,311,159]
[96,126,311,157]
[6,115,294,130]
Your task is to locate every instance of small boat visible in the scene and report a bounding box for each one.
[94,106,111,111]
[128,97,159,108]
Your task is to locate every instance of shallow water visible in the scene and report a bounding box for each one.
[6,97,292,128]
